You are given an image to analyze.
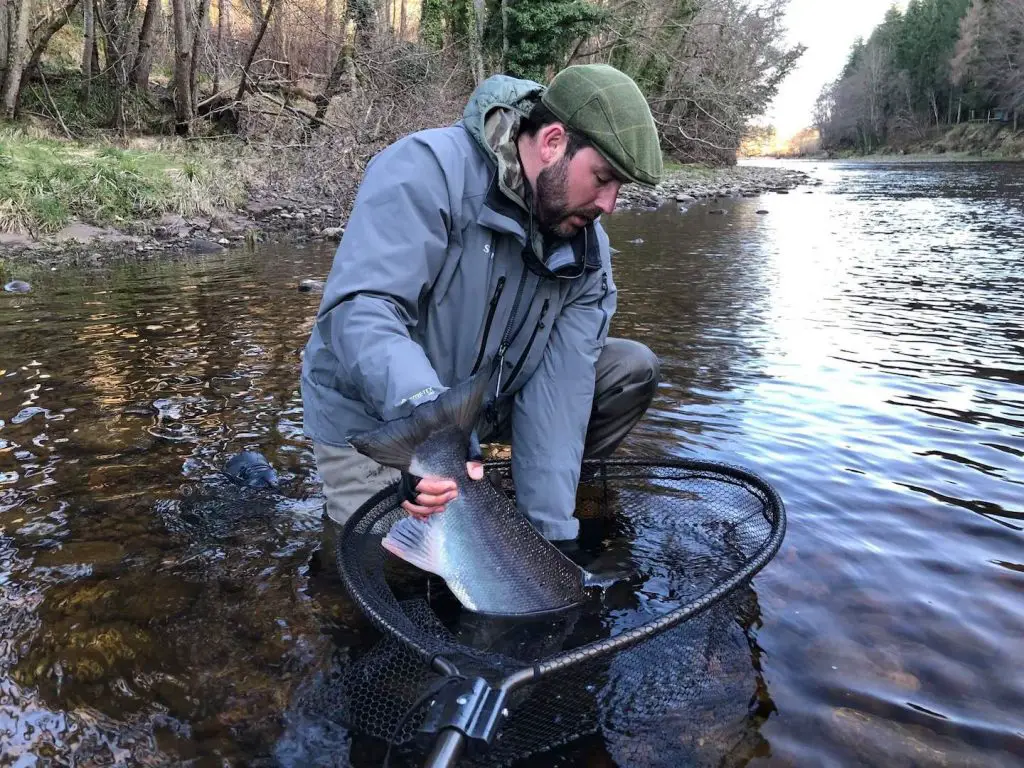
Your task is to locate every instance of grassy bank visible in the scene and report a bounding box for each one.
[0,127,249,236]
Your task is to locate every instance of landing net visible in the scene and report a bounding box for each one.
[333,457,786,766]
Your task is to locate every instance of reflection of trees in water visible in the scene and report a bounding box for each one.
[601,206,776,453]
[0,247,337,765]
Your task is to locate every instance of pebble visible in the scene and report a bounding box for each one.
[616,166,814,212]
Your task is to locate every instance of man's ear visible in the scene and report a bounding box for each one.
[537,122,568,165]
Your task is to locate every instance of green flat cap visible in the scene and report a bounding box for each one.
[541,64,663,187]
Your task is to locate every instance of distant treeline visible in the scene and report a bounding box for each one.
[0,0,804,165]
[815,0,1023,152]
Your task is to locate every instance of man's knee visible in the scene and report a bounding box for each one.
[594,338,660,416]
[313,441,400,526]
[584,339,659,458]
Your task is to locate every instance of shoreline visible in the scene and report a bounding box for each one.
[762,151,1023,164]
[0,164,818,279]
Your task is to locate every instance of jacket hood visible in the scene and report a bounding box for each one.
[462,74,545,215]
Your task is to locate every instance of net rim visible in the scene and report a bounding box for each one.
[336,456,787,680]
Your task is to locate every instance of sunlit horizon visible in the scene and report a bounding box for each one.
[765,0,910,141]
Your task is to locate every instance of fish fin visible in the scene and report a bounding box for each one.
[347,370,492,471]
[381,516,446,576]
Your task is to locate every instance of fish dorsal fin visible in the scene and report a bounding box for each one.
[346,370,491,471]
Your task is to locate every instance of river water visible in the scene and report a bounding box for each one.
[1,160,1022,766]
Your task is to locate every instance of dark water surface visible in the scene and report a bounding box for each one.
[1,160,1023,766]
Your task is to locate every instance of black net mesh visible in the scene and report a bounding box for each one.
[333,457,785,766]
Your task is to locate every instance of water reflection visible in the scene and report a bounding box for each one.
[1,160,1023,765]
[603,159,1024,766]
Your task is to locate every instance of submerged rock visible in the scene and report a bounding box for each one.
[187,238,225,254]
[223,451,279,489]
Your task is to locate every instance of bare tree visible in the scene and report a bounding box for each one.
[235,0,280,101]
[131,0,161,89]
[1,0,33,119]
[81,0,94,91]
[581,0,803,163]
[2,0,79,119]
[953,0,1024,116]
[172,0,197,132]
[1,0,12,70]
[468,0,486,85]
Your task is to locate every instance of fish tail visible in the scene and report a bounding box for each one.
[346,369,491,471]
[382,516,448,579]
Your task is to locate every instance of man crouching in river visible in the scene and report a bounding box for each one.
[302,63,663,555]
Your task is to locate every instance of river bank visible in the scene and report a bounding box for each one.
[0,147,816,280]
[777,122,1024,164]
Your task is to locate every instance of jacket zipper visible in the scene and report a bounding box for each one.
[471,276,506,375]
[493,269,531,398]
[502,299,550,393]
[596,272,610,339]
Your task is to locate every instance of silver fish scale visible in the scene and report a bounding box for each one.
[415,431,585,615]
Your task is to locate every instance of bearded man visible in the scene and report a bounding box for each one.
[301,64,663,551]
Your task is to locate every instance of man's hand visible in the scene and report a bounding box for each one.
[401,462,484,519]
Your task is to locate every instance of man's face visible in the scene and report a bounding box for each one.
[534,144,624,239]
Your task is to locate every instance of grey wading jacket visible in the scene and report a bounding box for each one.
[301,74,617,540]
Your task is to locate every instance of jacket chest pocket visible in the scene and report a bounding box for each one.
[500,297,551,394]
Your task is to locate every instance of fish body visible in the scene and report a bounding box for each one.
[347,374,589,616]
[4,280,30,293]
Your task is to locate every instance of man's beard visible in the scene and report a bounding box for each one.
[533,155,599,240]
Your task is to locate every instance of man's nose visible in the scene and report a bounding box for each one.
[596,183,620,215]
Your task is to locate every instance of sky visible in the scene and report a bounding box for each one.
[765,0,909,139]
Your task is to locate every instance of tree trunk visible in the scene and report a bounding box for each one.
[469,0,486,85]
[235,0,278,102]
[500,0,508,72]
[399,0,407,41]
[312,24,355,128]
[351,0,375,50]
[131,0,159,88]
[90,0,101,76]
[81,0,93,88]
[1,0,32,120]
[324,0,334,72]
[19,0,81,95]
[189,0,210,111]
[171,0,195,134]
[1,0,11,70]
[212,0,224,92]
